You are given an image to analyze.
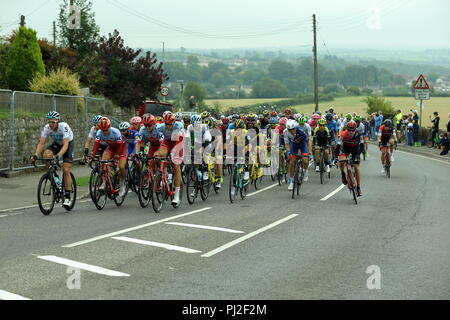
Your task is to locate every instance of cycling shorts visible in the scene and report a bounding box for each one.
[289,141,309,156]
[339,146,360,165]
[46,141,74,163]
[104,144,127,160]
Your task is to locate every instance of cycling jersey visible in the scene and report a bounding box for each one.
[137,126,164,145]
[338,130,364,148]
[307,119,318,130]
[377,125,395,141]
[186,124,212,147]
[355,122,365,136]
[92,127,126,158]
[300,123,312,136]
[122,129,139,155]
[313,127,331,147]
[156,122,184,141]
[41,122,74,145]
[284,126,309,155]
[325,120,338,136]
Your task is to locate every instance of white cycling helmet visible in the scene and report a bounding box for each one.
[119,121,131,131]
[286,119,297,130]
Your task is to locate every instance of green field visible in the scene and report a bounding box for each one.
[292,96,449,130]
[204,98,289,110]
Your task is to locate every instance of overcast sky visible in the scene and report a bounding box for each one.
[1,0,449,51]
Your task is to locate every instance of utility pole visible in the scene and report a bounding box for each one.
[161,41,165,63]
[312,14,319,113]
[53,21,56,46]
[20,15,25,27]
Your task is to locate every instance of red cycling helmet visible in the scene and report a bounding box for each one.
[347,120,357,131]
[98,117,111,131]
[311,114,321,120]
[163,111,176,124]
[130,116,142,125]
[142,113,156,126]
[279,117,288,125]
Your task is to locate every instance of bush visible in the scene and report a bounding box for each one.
[363,95,396,118]
[29,67,81,96]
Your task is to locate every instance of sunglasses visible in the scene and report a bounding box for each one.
[48,121,57,124]
[144,124,154,127]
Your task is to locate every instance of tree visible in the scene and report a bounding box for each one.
[58,0,100,59]
[0,38,11,88]
[183,82,207,103]
[6,26,45,91]
[29,67,80,96]
[186,55,199,65]
[268,60,295,80]
[346,86,361,96]
[363,95,395,119]
[252,78,290,98]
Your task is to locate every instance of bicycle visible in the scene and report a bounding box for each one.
[33,157,77,215]
[339,154,358,205]
[151,157,183,213]
[291,154,309,199]
[135,154,155,208]
[126,155,141,194]
[315,145,331,184]
[88,155,128,210]
[380,142,395,179]
[276,147,288,186]
[229,158,249,203]
[249,154,263,190]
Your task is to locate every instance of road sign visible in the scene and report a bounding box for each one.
[413,74,430,89]
[415,89,430,100]
[160,86,170,96]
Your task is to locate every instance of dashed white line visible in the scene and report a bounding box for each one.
[165,222,244,234]
[320,184,346,201]
[37,255,130,277]
[62,207,212,248]
[0,290,31,300]
[247,183,278,197]
[201,214,299,258]
[112,237,202,253]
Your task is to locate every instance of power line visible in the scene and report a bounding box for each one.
[0,0,53,28]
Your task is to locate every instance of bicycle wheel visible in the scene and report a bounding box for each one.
[138,170,152,208]
[92,173,107,211]
[89,167,99,202]
[229,168,238,203]
[386,165,390,179]
[152,171,165,213]
[320,153,324,185]
[351,186,358,205]
[186,166,198,205]
[113,173,128,207]
[254,165,263,190]
[297,163,304,196]
[37,174,56,215]
[240,171,248,200]
[200,167,210,201]
[292,161,298,199]
[62,172,77,211]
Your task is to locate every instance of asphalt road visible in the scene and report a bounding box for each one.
[0,144,449,300]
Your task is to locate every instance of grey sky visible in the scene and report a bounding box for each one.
[1,0,449,50]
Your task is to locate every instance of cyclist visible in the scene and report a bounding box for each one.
[325,113,339,164]
[135,114,164,157]
[155,116,164,124]
[84,115,106,161]
[341,113,353,132]
[182,114,191,130]
[155,111,184,205]
[378,119,397,174]
[227,119,251,195]
[260,110,271,129]
[313,119,332,173]
[119,121,138,156]
[335,120,363,197]
[360,117,371,158]
[31,111,74,206]
[308,113,321,131]
[284,119,310,190]
[298,116,313,161]
[89,117,128,198]
[130,116,143,132]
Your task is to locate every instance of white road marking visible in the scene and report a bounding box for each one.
[62,207,212,248]
[395,150,450,165]
[0,215,7,218]
[0,290,31,300]
[320,184,346,201]
[0,205,37,213]
[247,183,278,197]
[201,214,298,258]
[165,222,244,234]
[112,237,201,253]
[37,255,130,277]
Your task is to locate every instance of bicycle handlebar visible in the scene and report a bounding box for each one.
[31,157,61,168]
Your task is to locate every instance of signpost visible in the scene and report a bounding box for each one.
[160,86,170,102]
[413,74,430,127]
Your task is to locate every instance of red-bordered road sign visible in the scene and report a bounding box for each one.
[413,74,430,89]
[160,86,170,96]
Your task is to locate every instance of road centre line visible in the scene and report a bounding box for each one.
[62,207,212,248]
[247,183,278,197]
[165,222,244,233]
[201,214,298,258]
[395,149,450,165]
[0,290,31,300]
[0,215,7,218]
[37,255,130,277]
[320,184,346,201]
[112,237,202,253]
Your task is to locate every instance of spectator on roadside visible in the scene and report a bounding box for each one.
[369,113,376,140]
[375,111,383,134]
[394,109,403,142]
[411,109,420,144]
[447,112,450,136]
[406,123,414,146]
[188,96,196,109]
[439,133,449,155]
[429,112,440,148]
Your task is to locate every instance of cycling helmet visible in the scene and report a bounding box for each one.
[235,119,245,129]
[174,112,183,121]
[354,115,361,122]
[246,112,257,123]
[279,117,288,126]
[182,114,191,123]
[47,111,60,121]
[200,111,210,119]
[142,114,156,126]
[286,119,297,130]
[318,119,326,125]
[345,113,352,120]
[270,111,278,117]
[119,121,131,131]
[232,114,240,120]
[191,114,201,124]
[325,113,333,121]
[155,116,163,123]
[312,114,321,120]
[262,110,270,117]
[203,117,212,127]
[284,108,292,114]
[221,117,229,124]
[269,117,278,125]
[130,116,142,125]
[163,111,176,124]
[98,117,111,131]
[92,115,103,125]
[383,119,392,127]
[298,117,307,125]
[258,114,264,121]
[293,114,300,120]
[347,121,357,131]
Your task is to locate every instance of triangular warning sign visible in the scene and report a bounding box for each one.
[413,74,430,89]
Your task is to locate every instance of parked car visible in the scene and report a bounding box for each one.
[137,100,173,117]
